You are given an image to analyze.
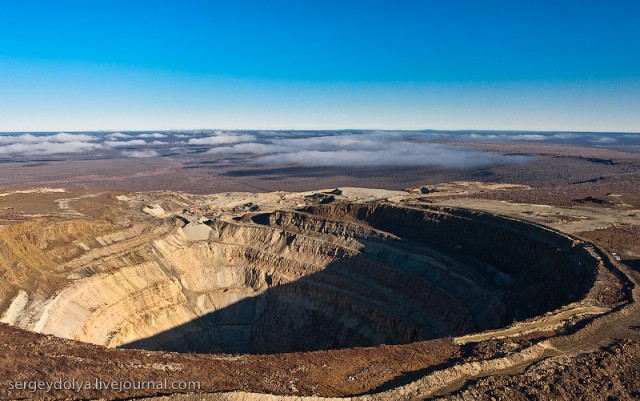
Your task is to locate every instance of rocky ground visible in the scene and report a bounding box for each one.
[440,339,640,401]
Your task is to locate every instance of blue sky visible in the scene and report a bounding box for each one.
[0,1,639,132]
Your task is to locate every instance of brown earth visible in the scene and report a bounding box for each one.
[438,339,640,401]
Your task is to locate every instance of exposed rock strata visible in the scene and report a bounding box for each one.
[0,199,598,355]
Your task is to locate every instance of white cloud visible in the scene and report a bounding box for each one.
[0,133,96,144]
[187,132,257,145]
[467,133,499,140]
[203,132,528,168]
[444,132,630,144]
[591,137,617,143]
[205,142,281,154]
[463,133,547,141]
[0,135,28,145]
[509,134,547,141]
[552,133,579,139]
[255,145,523,168]
[107,132,128,139]
[50,133,97,142]
[0,133,102,155]
[0,141,103,155]
[104,139,148,147]
[121,150,159,158]
[138,133,166,138]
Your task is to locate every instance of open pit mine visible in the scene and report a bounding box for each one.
[0,184,637,400]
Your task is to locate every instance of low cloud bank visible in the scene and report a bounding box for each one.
[0,132,164,156]
[121,150,159,158]
[0,133,102,155]
[206,132,528,168]
[0,133,95,145]
[0,130,635,159]
[466,133,548,141]
[188,132,257,145]
[256,147,521,168]
[104,140,148,148]
[0,141,102,155]
[433,131,637,144]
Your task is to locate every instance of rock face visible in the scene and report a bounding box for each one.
[0,198,598,355]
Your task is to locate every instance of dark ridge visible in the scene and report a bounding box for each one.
[571,176,606,185]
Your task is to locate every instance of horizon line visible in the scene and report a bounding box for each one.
[1,128,639,135]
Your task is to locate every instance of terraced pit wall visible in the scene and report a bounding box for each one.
[0,203,598,356]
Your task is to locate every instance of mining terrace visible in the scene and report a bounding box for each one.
[0,182,638,400]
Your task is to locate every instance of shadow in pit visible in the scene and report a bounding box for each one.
[122,205,597,356]
[624,259,640,272]
[120,252,474,355]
